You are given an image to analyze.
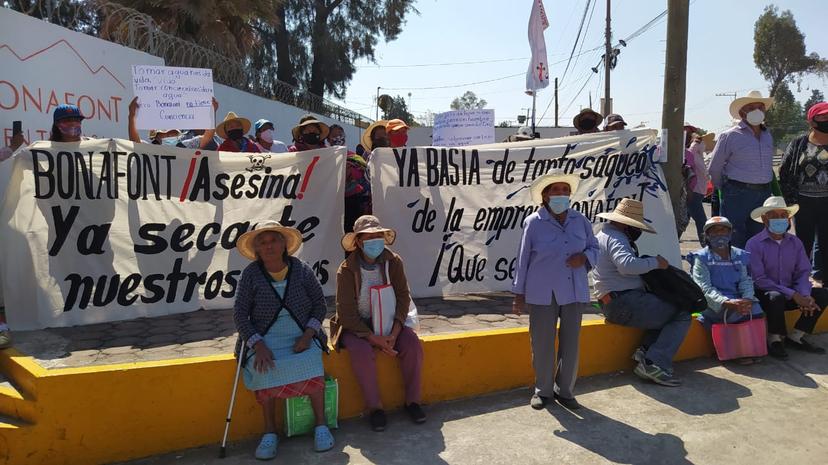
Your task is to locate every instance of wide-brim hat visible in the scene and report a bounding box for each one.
[341,215,396,252]
[529,173,581,204]
[729,90,774,120]
[361,120,388,152]
[236,220,303,260]
[216,112,252,139]
[148,129,181,140]
[750,196,799,222]
[573,108,603,129]
[596,198,656,233]
[701,132,716,150]
[291,118,330,142]
[386,119,410,132]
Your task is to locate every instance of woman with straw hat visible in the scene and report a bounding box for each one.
[217,111,260,153]
[331,215,425,432]
[360,120,390,156]
[289,115,330,152]
[593,198,690,387]
[512,172,598,410]
[233,221,334,459]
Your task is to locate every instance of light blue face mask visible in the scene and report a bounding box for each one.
[768,218,789,235]
[161,136,179,146]
[707,234,731,249]
[362,238,385,259]
[546,195,570,214]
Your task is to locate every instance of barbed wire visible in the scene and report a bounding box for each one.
[5,0,373,127]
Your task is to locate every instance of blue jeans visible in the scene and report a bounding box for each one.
[687,192,707,242]
[720,182,771,249]
[603,289,692,371]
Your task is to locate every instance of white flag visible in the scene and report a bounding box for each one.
[526,0,550,92]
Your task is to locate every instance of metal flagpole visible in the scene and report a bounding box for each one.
[531,92,537,135]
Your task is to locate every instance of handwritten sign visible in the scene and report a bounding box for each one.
[432,109,495,147]
[131,65,214,130]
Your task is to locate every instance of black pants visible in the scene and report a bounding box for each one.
[756,287,828,336]
[795,196,828,277]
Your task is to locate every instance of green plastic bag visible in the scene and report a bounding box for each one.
[284,377,338,437]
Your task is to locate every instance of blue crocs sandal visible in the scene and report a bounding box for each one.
[314,425,335,452]
[255,433,278,460]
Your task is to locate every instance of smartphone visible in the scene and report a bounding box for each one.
[12,120,22,136]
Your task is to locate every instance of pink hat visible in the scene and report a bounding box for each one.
[807,102,828,121]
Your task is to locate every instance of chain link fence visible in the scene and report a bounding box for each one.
[5,0,372,127]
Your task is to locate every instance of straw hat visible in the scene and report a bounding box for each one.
[236,221,303,260]
[291,118,330,143]
[729,90,774,120]
[215,112,251,139]
[341,215,396,252]
[361,120,388,152]
[148,129,181,140]
[750,196,799,223]
[573,108,603,129]
[529,173,581,204]
[596,198,656,233]
[701,132,716,151]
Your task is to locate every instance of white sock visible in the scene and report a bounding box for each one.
[0,323,8,331]
[768,333,782,344]
[788,329,806,343]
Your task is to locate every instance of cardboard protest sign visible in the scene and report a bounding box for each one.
[370,129,680,297]
[131,65,214,131]
[0,141,344,329]
[432,110,495,147]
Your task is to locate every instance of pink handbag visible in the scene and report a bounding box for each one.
[711,311,768,361]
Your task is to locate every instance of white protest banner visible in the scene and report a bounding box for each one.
[0,141,344,330]
[132,65,214,130]
[370,129,680,297]
[432,109,495,147]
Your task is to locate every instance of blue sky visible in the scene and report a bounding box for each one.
[332,0,827,136]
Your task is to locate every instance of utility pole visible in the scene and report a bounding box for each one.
[554,78,559,127]
[531,91,537,134]
[661,0,690,236]
[604,0,612,116]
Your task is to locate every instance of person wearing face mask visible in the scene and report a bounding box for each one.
[573,108,603,135]
[332,124,374,232]
[779,102,828,285]
[593,198,689,387]
[331,215,425,432]
[127,96,220,149]
[253,119,288,153]
[289,115,329,152]
[386,119,410,148]
[689,217,765,363]
[708,91,776,249]
[49,104,86,142]
[360,120,390,159]
[512,173,598,410]
[217,112,260,153]
[746,196,828,359]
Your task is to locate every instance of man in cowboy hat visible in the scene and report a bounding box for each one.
[746,196,828,359]
[573,108,603,134]
[708,90,776,248]
[593,198,690,387]
[217,111,260,153]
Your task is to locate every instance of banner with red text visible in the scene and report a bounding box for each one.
[0,140,343,329]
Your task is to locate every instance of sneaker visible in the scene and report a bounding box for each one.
[254,433,278,460]
[0,329,11,350]
[633,361,681,387]
[785,337,826,354]
[632,346,646,364]
[553,393,581,410]
[404,403,427,424]
[768,341,789,360]
[530,394,547,410]
[369,409,387,432]
[313,425,334,452]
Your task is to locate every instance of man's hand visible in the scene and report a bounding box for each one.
[128,97,139,118]
[793,293,818,316]
[253,341,275,373]
[212,96,219,113]
[656,255,669,270]
[566,253,588,269]
[512,294,526,315]
[9,132,25,151]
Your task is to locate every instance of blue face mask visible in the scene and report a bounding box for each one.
[768,218,789,235]
[362,238,385,259]
[546,195,570,214]
[707,234,731,249]
[161,136,179,146]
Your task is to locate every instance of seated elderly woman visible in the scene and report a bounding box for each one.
[331,215,425,432]
[689,216,764,362]
[233,221,333,460]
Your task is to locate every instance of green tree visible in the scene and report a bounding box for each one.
[450,91,487,111]
[754,5,827,97]
[383,95,416,124]
[804,89,826,112]
[766,83,807,148]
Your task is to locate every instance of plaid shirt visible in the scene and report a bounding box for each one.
[233,257,328,358]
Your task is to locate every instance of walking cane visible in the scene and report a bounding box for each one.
[219,343,246,458]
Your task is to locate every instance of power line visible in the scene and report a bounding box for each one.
[380,72,524,91]
[560,0,593,85]
[568,0,600,84]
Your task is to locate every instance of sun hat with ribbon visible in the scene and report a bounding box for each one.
[596,198,656,233]
[236,221,303,260]
[215,112,252,139]
[360,120,389,152]
[341,215,397,252]
[729,90,774,120]
[750,196,799,223]
[529,173,581,204]
[291,117,330,142]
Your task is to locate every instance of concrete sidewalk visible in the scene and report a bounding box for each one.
[118,334,828,465]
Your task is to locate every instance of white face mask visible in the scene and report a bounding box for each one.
[745,109,765,126]
[260,129,274,143]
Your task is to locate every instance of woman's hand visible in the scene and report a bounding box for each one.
[253,341,275,373]
[368,334,398,356]
[512,294,526,315]
[128,97,139,118]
